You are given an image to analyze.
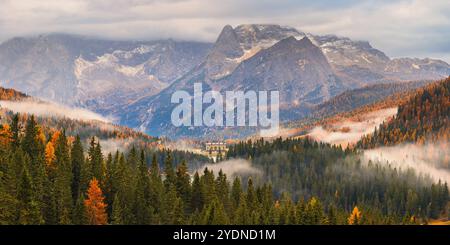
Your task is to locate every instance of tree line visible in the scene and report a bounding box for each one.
[0,114,367,224]
[1,114,448,224]
[227,137,449,223]
[358,77,450,148]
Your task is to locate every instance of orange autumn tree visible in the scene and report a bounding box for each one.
[348,206,362,225]
[45,142,56,168]
[84,178,108,225]
[0,124,12,147]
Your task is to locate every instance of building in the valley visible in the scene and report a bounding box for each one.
[204,142,228,162]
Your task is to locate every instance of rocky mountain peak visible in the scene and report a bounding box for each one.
[211,24,243,58]
[234,24,304,50]
[298,36,314,47]
[266,36,318,55]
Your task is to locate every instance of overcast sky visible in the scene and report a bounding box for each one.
[0,0,449,62]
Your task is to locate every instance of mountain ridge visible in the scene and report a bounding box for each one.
[1,24,449,138]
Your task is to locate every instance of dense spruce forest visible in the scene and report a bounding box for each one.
[358,77,450,148]
[0,113,448,224]
[227,138,448,223]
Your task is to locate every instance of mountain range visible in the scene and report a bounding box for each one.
[0,24,449,138]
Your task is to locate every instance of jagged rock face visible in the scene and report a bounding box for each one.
[205,24,306,80]
[310,34,391,85]
[117,24,449,138]
[234,24,305,49]
[205,25,244,80]
[311,34,390,70]
[221,36,344,106]
[0,34,211,111]
[118,35,349,137]
[384,58,450,80]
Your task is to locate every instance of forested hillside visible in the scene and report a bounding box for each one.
[0,87,28,101]
[311,80,429,119]
[1,117,448,224]
[283,80,430,139]
[358,77,450,148]
[0,86,158,150]
[227,138,448,222]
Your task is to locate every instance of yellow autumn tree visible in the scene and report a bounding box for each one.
[0,124,12,147]
[348,206,362,225]
[84,178,108,225]
[36,126,46,145]
[45,142,56,169]
[50,130,60,145]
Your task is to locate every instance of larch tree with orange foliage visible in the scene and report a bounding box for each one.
[84,178,108,225]
[348,206,362,225]
[45,142,56,168]
[0,124,12,147]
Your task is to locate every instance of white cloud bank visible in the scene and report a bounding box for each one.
[0,100,112,123]
[196,158,262,179]
[362,142,450,184]
[0,0,449,62]
[307,107,397,148]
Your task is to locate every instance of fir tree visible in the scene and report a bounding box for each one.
[71,135,84,204]
[190,172,203,212]
[176,160,191,212]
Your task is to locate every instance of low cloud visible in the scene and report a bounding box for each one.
[0,1,449,62]
[307,107,397,148]
[0,100,112,123]
[361,142,450,184]
[196,158,262,179]
[97,138,135,154]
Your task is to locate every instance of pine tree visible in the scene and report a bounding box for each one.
[231,177,242,211]
[53,131,73,224]
[201,168,216,206]
[327,204,338,225]
[191,172,203,212]
[104,153,114,218]
[149,154,163,223]
[114,153,136,224]
[216,170,231,215]
[135,150,152,224]
[84,178,108,225]
[88,137,104,184]
[72,194,86,225]
[201,199,229,225]
[246,178,257,210]
[173,198,185,225]
[234,192,249,224]
[111,194,123,225]
[176,160,191,212]
[17,168,43,224]
[0,180,17,224]
[21,115,39,160]
[9,113,20,149]
[305,197,325,225]
[71,135,84,204]
[161,184,180,224]
[163,151,175,189]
